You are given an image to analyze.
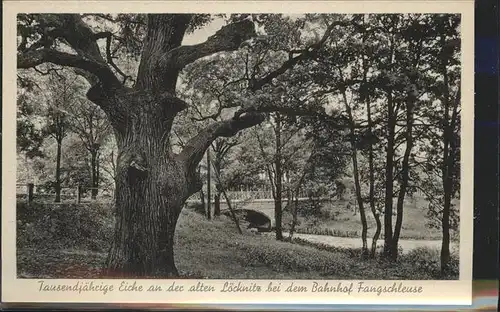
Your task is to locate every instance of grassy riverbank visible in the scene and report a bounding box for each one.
[282,197,459,241]
[16,201,458,280]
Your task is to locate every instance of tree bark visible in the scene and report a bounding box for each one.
[105,97,190,277]
[55,137,62,203]
[351,143,368,255]
[102,88,263,277]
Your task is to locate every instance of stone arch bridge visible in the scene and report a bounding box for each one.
[187,196,314,232]
[221,200,276,232]
[219,198,311,232]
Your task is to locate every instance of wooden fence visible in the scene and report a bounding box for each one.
[16,183,114,203]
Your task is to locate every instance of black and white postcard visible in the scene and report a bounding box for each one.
[2,0,474,307]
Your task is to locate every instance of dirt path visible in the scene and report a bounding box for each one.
[282,232,459,254]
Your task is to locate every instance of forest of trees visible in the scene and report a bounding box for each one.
[17,13,461,278]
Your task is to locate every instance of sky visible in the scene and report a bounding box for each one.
[182,17,226,45]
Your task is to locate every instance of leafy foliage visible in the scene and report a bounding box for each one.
[17,92,45,158]
[17,201,114,252]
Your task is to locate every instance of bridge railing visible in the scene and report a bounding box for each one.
[186,189,310,203]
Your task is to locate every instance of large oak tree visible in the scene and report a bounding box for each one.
[17,13,352,277]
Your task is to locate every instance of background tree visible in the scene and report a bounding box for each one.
[211,137,239,217]
[67,97,112,199]
[412,14,461,274]
[17,84,45,159]
[42,74,78,202]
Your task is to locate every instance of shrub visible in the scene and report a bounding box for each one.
[400,246,459,279]
[185,202,206,215]
[240,241,351,273]
[17,201,114,252]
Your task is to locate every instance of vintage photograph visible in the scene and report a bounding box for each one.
[16,12,461,281]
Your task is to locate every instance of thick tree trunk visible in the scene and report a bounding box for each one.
[55,138,62,203]
[105,96,191,278]
[106,149,186,277]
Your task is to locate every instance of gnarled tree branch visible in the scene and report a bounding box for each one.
[18,49,120,87]
[179,111,265,179]
[94,31,133,84]
[17,14,122,88]
[162,19,257,71]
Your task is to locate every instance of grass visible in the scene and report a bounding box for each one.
[16,201,459,280]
